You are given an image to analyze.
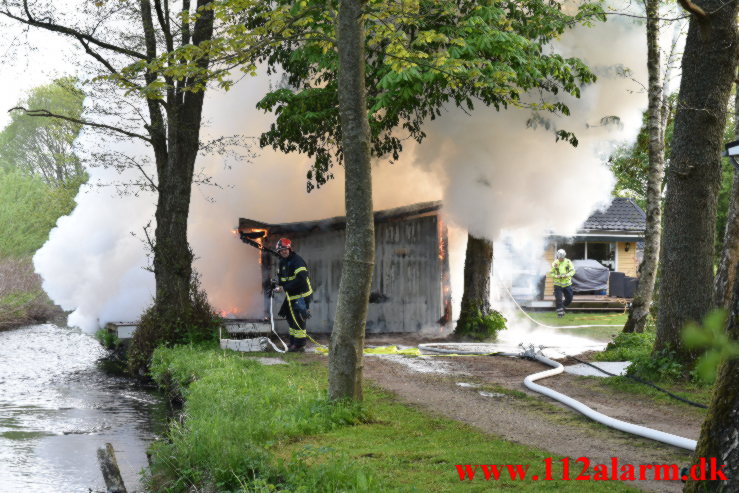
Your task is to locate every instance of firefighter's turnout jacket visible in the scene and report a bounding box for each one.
[277,251,313,339]
[550,258,576,288]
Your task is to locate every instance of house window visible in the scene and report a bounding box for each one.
[555,241,616,271]
[587,242,616,271]
[558,242,585,260]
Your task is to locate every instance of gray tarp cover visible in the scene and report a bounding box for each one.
[571,259,610,292]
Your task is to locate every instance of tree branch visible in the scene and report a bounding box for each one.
[153,0,174,53]
[75,35,143,92]
[138,0,169,168]
[677,0,708,17]
[0,1,147,59]
[181,0,191,46]
[9,107,152,142]
[121,153,159,191]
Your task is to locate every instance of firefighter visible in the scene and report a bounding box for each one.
[550,248,576,318]
[272,238,313,352]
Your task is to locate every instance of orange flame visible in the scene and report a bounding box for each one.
[219,306,242,318]
[438,218,447,260]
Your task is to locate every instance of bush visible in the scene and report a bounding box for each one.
[95,328,120,350]
[455,307,507,341]
[0,256,60,329]
[594,331,655,362]
[627,347,687,382]
[127,274,222,377]
[683,309,737,384]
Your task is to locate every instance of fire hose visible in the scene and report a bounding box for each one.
[417,343,697,451]
[264,289,289,353]
[521,346,697,451]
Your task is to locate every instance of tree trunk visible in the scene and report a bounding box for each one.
[684,263,739,492]
[713,85,739,310]
[128,0,215,374]
[152,133,197,322]
[151,0,212,324]
[328,0,374,401]
[623,0,665,334]
[455,234,493,336]
[654,1,739,365]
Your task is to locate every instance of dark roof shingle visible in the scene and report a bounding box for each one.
[581,197,646,232]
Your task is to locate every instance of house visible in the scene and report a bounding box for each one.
[542,197,646,299]
[238,201,451,334]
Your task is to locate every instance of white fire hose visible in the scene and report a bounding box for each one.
[521,346,696,451]
[265,290,288,353]
[418,343,696,451]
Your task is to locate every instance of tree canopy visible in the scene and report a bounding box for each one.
[0,77,86,188]
[148,0,605,190]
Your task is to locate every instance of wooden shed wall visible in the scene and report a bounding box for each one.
[265,213,450,334]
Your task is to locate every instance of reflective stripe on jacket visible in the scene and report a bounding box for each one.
[550,258,576,287]
[278,251,313,301]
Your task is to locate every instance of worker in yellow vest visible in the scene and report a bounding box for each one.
[550,249,576,318]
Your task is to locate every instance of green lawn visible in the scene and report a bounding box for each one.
[596,376,713,410]
[147,345,638,492]
[515,311,626,341]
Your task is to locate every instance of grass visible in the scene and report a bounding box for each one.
[593,331,654,362]
[147,345,638,492]
[594,376,713,411]
[555,327,712,413]
[517,311,626,341]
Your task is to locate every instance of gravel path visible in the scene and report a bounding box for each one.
[361,352,703,493]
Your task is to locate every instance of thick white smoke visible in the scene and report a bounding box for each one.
[34,10,649,333]
[416,14,649,326]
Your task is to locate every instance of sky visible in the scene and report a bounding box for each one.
[0,21,78,128]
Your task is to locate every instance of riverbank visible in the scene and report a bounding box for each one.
[0,256,63,330]
[147,345,636,492]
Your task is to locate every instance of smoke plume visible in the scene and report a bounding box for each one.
[34,12,648,332]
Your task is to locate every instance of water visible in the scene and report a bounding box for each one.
[0,324,167,493]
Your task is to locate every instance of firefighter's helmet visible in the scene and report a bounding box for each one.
[276,238,292,251]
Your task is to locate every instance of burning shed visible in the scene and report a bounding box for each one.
[238,201,451,334]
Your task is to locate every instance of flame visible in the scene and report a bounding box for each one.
[252,229,269,265]
[219,306,242,318]
[438,217,447,260]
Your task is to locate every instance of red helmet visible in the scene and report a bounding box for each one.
[275,238,292,251]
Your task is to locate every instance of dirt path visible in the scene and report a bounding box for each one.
[360,352,704,493]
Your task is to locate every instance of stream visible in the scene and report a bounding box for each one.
[0,324,167,492]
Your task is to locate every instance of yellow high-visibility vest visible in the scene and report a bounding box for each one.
[550,259,576,287]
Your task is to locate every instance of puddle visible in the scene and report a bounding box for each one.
[456,382,480,389]
[479,391,506,398]
[372,355,465,375]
